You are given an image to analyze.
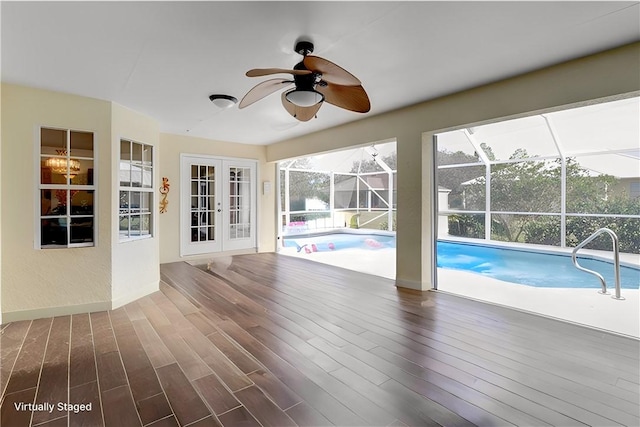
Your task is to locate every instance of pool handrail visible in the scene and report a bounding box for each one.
[571,228,624,300]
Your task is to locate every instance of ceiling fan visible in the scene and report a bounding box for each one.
[239,40,370,122]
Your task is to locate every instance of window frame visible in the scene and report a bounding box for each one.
[36,126,97,249]
[119,138,154,242]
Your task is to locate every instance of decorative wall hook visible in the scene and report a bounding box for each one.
[159,177,170,213]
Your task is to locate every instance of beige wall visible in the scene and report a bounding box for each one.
[0,84,275,321]
[1,42,637,319]
[1,84,113,320]
[158,133,276,264]
[111,103,161,307]
[267,42,640,290]
[0,82,3,324]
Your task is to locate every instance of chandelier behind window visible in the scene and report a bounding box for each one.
[45,149,81,179]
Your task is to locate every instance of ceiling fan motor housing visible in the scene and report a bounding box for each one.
[293,61,317,90]
[295,40,314,56]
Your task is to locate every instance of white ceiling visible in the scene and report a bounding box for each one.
[2,1,639,145]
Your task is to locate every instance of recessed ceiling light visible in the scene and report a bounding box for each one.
[209,94,238,109]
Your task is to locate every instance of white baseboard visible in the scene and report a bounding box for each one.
[111,280,159,310]
[1,281,159,324]
[2,301,112,323]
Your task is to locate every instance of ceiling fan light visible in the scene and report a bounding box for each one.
[209,94,238,109]
[285,89,324,107]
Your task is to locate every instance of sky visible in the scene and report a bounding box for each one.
[438,96,639,178]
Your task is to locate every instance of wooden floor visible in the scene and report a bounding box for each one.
[1,254,639,427]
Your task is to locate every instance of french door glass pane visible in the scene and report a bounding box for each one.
[190,163,216,242]
[228,167,251,240]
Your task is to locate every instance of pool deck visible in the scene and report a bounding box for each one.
[279,246,640,338]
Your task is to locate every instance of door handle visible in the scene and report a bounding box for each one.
[217,209,222,212]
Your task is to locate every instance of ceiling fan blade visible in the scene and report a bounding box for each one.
[246,68,313,78]
[281,91,323,122]
[303,55,361,86]
[239,79,293,109]
[316,83,370,113]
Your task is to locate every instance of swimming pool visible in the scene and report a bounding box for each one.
[283,232,640,289]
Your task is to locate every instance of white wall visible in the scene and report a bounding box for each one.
[110,103,161,308]
[267,42,640,291]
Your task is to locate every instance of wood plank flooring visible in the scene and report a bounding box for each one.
[1,253,639,426]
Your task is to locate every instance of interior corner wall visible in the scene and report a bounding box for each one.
[111,103,161,308]
[158,133,275,264]
[266,42,640,291]
[1,84,113,321]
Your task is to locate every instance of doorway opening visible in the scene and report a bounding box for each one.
[278,141,397,279]
[180,155,257,257]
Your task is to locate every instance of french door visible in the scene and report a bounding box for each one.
[180,155,257,256]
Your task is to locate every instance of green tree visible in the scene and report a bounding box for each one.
[437,149,485,210]
[350,152,396,173]
[285,159,330,211]
[448,149,639,253]
[565,157,617,213]
[489,151,562,242]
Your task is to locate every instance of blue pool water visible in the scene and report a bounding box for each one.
[283,233,640,289]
